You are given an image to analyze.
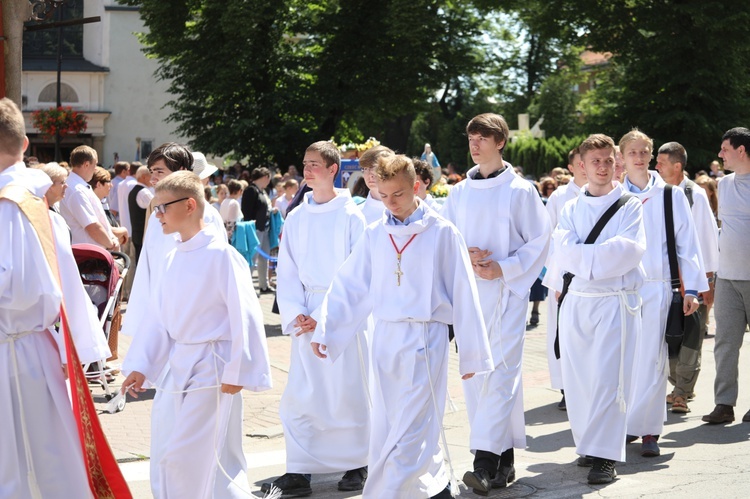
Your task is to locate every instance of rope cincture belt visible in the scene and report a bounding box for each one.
[566,289,641,413]
[2,330,44,499]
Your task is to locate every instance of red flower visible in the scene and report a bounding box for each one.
[32,106,88,139]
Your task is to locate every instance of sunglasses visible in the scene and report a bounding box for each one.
[153,197,189,214]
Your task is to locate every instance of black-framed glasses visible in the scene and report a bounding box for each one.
[153,197,189,214]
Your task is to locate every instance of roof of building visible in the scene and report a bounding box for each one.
[23,58,109,73]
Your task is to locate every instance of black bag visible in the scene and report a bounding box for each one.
[663,185,702,358]
[554,193,633,359]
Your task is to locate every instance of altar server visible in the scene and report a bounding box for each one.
[358,145,392,224]
[544,133,646,484]
[262,141,370,496]
[311,154,493,498]
[122,171,271,499]
[441,113,550,495]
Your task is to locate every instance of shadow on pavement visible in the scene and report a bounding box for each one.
[525,428,575,454]
[264,324,284,338]
[525,402,570,426]
[663,422,750,448]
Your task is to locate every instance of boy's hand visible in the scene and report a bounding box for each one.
[311,342,328,359]
[683,295,700,316]
[473,260,503,280]
[468,247,492,265]
[462,373,475,380]
[295,315,317,336]
[122,371,147,398]
[221,383,242,394]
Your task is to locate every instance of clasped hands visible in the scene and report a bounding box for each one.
[468,247,503,280]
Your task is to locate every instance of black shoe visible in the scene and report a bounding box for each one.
[260,473,312,497]
[529,311,540,325]
[558,394,567,411]
[577,455,593,467]
[259,286,276,294]
[626,434,638,444]
[490,464,515,488]
[338,467,367,491]
[462,468,492,496]
[587,458,617,484]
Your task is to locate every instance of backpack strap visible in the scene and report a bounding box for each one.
[664,185,681,290]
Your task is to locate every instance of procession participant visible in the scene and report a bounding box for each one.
[655,141,719,414]
[0,97,117,498]
[620,130,707,457]
[545,133,646,484]
[120,142,226,497]
[413,158,442,211]
[311,154,493,498]
[262,141,370,496]
[544,147,586,409]
[122,171,271,498]
[441,113,550,495]
[358,145,393,224]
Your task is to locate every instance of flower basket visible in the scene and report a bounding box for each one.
[31,106,87,140]
[334,137,381,159]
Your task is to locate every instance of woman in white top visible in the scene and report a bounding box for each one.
[220,179,244,240]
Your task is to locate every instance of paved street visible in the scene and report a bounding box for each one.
[95,293,750,498]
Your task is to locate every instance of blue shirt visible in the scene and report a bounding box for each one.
[386,201,427,226]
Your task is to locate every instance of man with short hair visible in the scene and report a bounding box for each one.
[128,165,153,262]
[442,113,550,495]
[703,127,750,424]
[108,161,129,217]
[358,146,393,224]
[59,145,121,250]
[656,141,719,414]
[241,167,274,292]
[545,133,646,484]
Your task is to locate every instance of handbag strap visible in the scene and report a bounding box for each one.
[664,185,681,290]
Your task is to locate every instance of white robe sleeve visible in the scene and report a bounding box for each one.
[311,232,374,364]
[671,188,709,293]
[555,198,646,282]
[220,249,272,391]
[276,214,309,335]
[440,228,494,376]
[498,189,551,297]
[690,187,719,273]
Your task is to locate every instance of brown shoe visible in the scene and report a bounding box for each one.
[702,404,735,424]
[743,409,750,423]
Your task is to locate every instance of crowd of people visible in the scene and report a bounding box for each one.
[3,93,750,499]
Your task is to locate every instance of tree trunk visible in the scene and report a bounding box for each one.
[383,114,414,154]
[2,0,30,105]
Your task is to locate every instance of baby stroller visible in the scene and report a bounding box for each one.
[71,243,130,406]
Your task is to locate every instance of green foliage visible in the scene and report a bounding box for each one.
[504,134,586,179]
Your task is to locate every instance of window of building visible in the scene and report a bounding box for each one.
[140,140,154,160]
[24,2,85,58]
[38,82,79,103]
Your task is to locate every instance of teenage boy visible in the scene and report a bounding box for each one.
[263,141,370,496]
[655,141,719,414]
[413,158,442,211]
[545,133,646,484]
[122,171,272,498]
[311,154,493,498]
[441,113,550,495]
[120,142,226,497]
[358,145,393,224]
[620,130,706,457]
[544,147,585,409]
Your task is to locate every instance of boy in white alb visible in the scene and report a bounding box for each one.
[620,130,706,457]
[543,147,585,409]
[441,113,550,495]
[311,155,493,498]
[544,134,646,484]
[122,171,272,499]
[262,141,370,496]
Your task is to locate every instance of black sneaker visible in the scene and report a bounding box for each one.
[490,464,515,488]
[558,394,567,411]
[462,468,492,496]
[626,434,638,444]
[260,473,312,497]
[576,455,593,467]
[338,467,367,491]
[587,458,617,484]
